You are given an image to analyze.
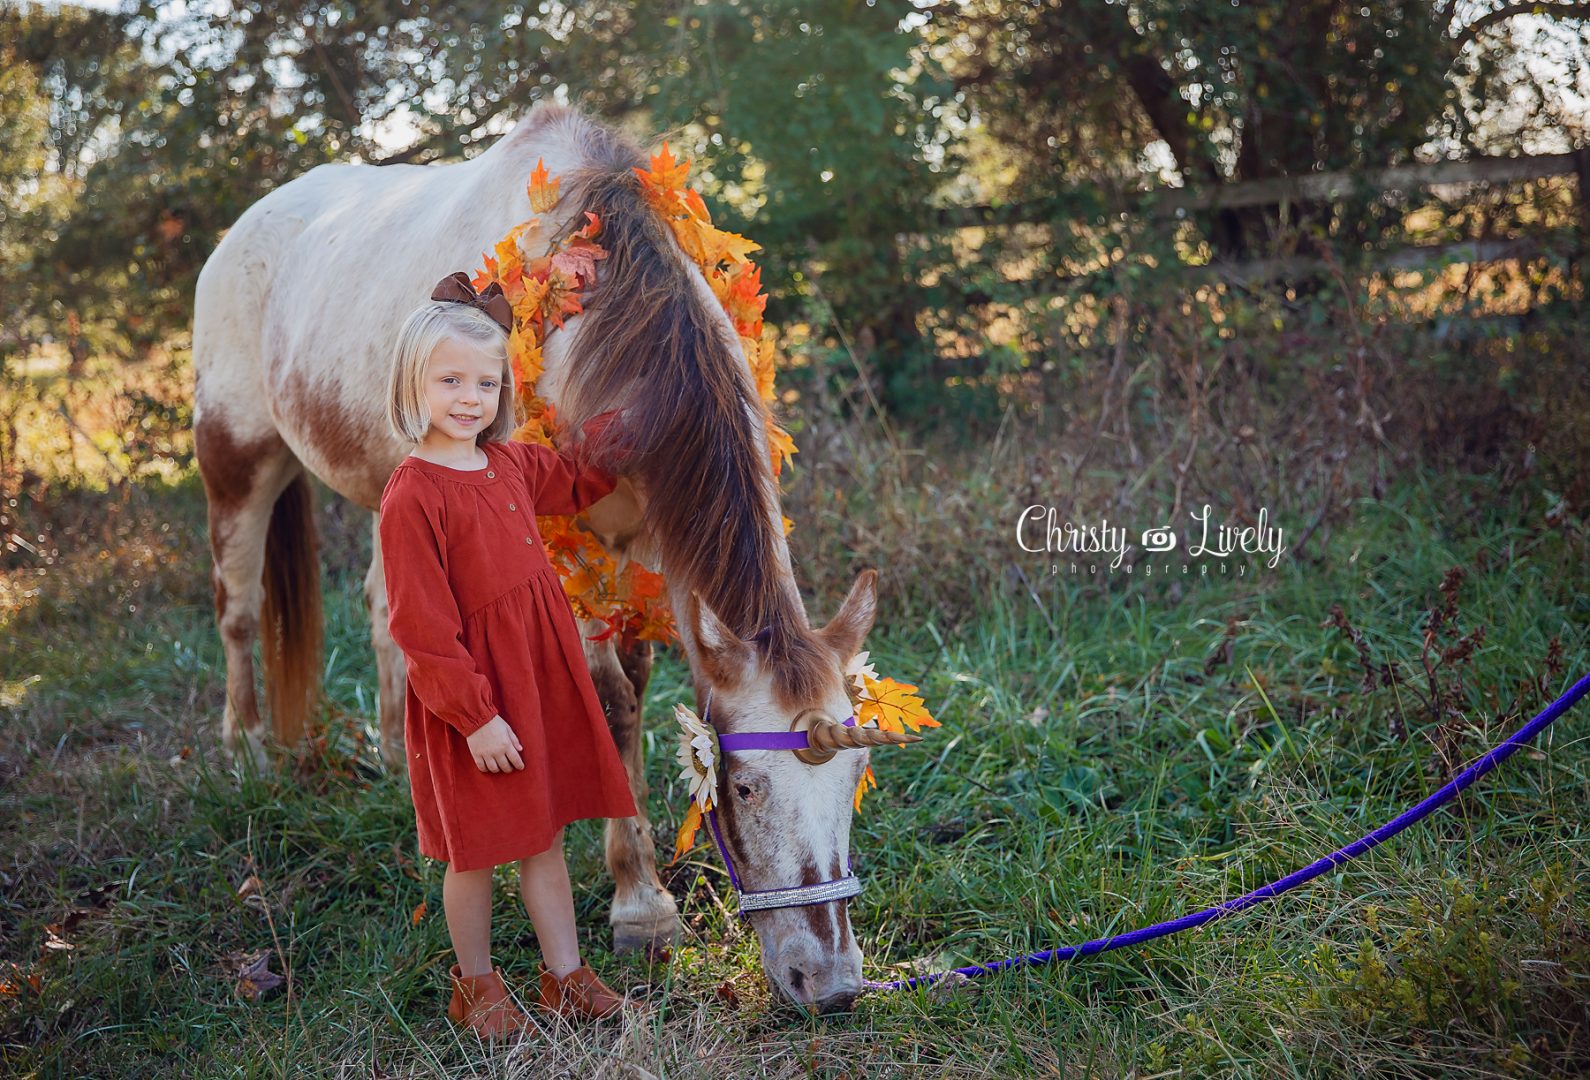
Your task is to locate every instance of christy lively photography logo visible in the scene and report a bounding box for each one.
[1016,504,1287,576]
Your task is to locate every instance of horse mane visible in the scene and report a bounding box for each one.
[525,106,831,705]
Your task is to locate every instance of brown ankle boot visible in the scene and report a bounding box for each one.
[446,963,530,1040]
[534,961,631,1020]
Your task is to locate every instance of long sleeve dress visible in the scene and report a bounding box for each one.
[378,424,639,872]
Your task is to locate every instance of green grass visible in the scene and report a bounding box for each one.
[1,467,1587,1078]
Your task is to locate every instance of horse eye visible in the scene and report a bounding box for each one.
[735,782,754,801]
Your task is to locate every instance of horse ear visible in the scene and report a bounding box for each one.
[818,568,878,661]
[687,590,753,686]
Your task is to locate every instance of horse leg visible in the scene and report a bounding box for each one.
[195,418,307,769]
[591,633,682,953]
[365,512,408,772]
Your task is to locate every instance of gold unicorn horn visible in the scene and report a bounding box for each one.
[792,709,923,766]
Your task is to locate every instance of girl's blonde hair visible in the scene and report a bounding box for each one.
[387,301,516,445]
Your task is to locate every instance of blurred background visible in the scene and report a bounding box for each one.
[2,2,1586,510]
[2,4,1589,1075]
[2,1,1587,620]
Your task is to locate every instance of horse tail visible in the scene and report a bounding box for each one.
[260,470,323,746]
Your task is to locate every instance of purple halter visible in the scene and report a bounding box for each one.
[698,690,864,915]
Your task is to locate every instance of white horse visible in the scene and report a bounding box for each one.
[190,101,917,1010]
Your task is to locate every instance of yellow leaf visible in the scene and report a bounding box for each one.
[852,765,876,812]
[744,334,777,401]
[765,419,797,479]
[667,214,711,266]
[508,329,544,390]
[857,676,940,734]
[672,801,704,863]
[704,225,761,266]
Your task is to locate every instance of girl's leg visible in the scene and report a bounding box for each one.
[442,864,496,976]
[518,827,581,978]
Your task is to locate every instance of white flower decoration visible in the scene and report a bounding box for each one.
[844,650,877,694]
[673,703,718,812]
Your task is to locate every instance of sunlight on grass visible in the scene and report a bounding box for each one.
[0,674,39,708]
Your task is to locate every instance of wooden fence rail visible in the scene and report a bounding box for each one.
[936,150,1589,229]
[945,150,1587,294]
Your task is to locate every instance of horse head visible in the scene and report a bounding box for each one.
[679,567,921,1012]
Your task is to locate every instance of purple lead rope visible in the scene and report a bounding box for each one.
[865,670,1590,992]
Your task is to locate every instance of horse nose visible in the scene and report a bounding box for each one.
[814,988,859,1013]
[783,966,860,1012]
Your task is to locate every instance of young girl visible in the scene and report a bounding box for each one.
[379,271,640,1040]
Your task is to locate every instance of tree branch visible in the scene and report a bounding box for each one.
[371,100,517,167]
[1454,1,1590,51]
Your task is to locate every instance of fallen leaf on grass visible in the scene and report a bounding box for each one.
[230,949,285,1001]
[714,979,740,1008]
[236,874,268,914]
[411,901,426,926]
[0,962,42,996]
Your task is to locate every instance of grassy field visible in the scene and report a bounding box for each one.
[2,442,1587,1078]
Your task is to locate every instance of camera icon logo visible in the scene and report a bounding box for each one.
[1141,526,1177,552]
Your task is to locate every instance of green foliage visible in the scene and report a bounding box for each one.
[6,461,1585,1076]
[1298,869,1590,1071]
[5,0,1577,414]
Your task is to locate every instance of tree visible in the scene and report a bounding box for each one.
[940,0,1590,259]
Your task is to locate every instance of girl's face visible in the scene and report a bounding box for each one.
[420,337,505,451]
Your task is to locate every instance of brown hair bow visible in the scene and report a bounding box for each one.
[430,271,513,334]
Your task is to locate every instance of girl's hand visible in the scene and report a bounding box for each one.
[466,715,525,773]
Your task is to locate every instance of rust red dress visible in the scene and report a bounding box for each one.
[378,428,638,872]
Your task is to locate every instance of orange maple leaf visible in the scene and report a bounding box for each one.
[681,186,714,225]
[622,564,665,602]
[704,225,761,266]
[765,419,797,478]
[672,801,704,863]
[635,141,692,195]
[508,329,544,390]
[852,765,876,812]
[528,158,561,213]
[744,335,776,401]
[857,676,940,734]
[666,215,710,266]
[472,253,499,291]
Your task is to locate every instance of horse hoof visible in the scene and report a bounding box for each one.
[222,724,271,776]
[612,915,682,955]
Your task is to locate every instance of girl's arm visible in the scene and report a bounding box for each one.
[507,409,627,516]
[378,474,500,737]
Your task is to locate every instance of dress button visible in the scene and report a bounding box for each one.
[486,470,495,479]
[508,503,517,511]
[525,536,533,544]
